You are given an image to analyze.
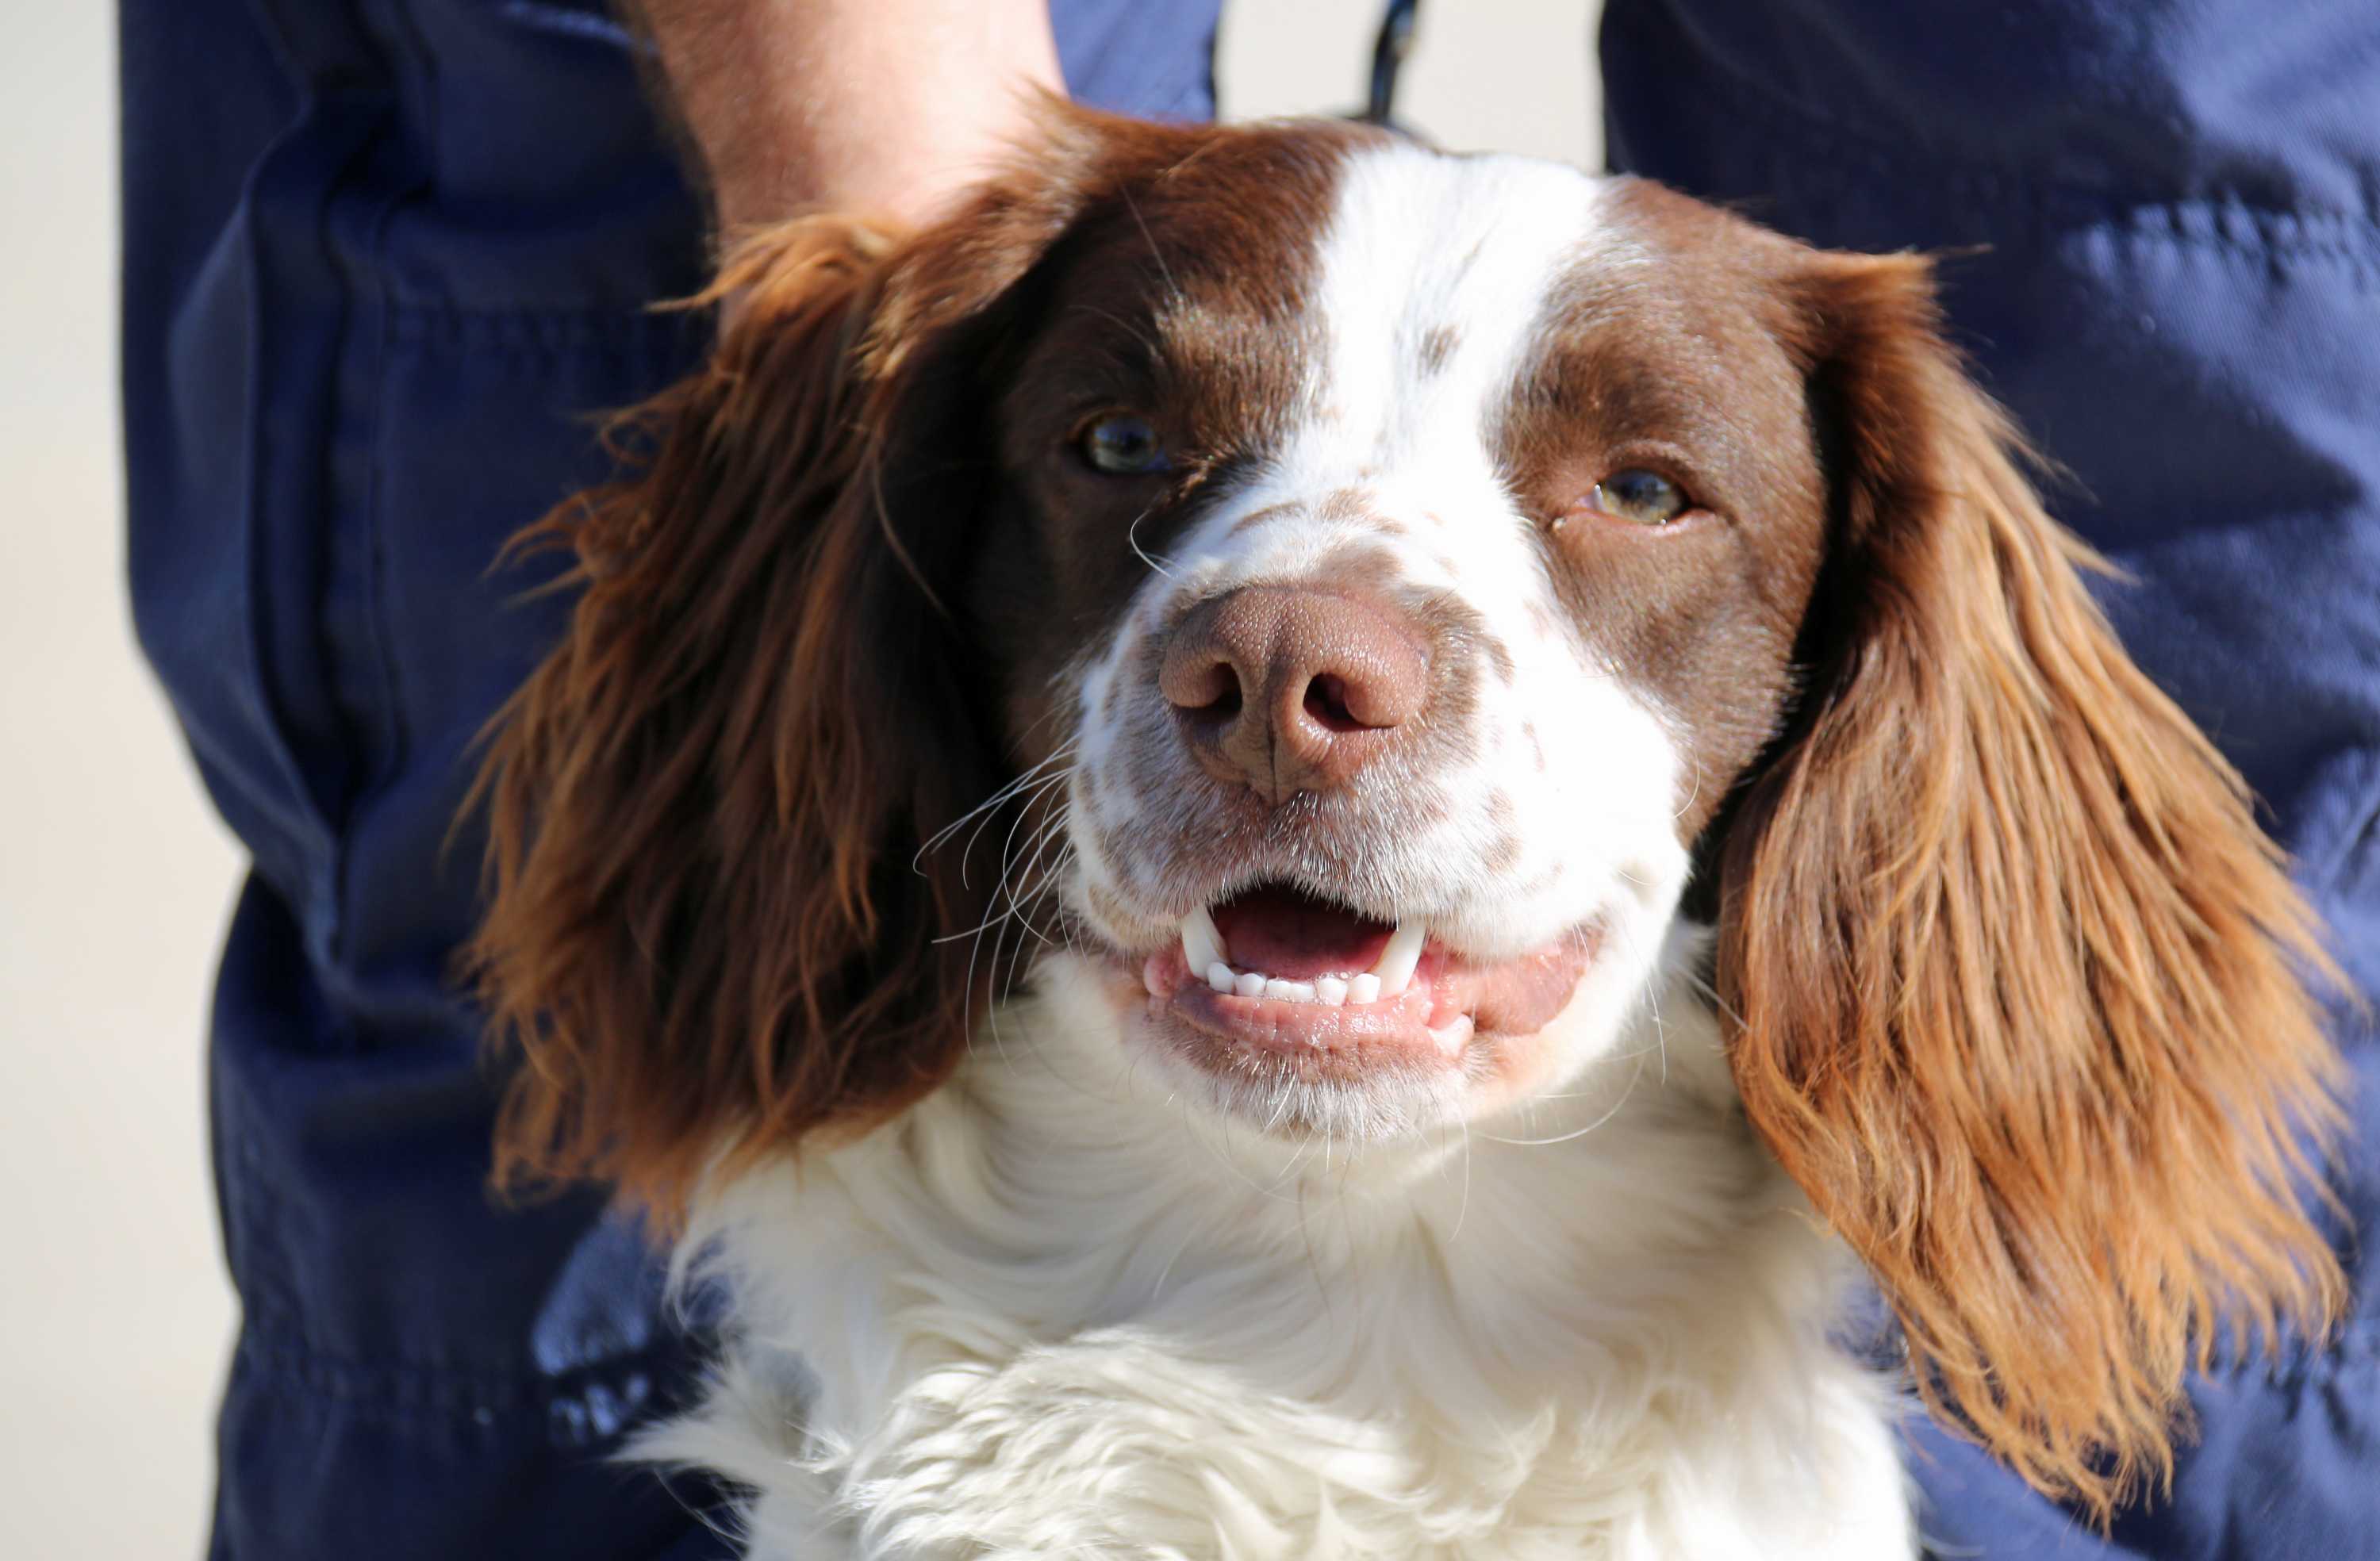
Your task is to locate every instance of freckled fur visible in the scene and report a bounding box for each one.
[471,108,2344,1557]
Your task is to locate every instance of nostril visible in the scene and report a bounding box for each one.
[1196,681,1244,721]
[1166,656,1244,721]
[1302,673,1365,734]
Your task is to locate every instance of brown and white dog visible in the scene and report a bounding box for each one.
[471,107,2343,1558]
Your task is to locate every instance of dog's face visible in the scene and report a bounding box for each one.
[473,109,2341,1517]
[967,141,1824,1137]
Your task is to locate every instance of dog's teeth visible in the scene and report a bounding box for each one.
[1180,906,1227,973]
[1347,972,1383,1005]
[1426,1014,1473,1057]
[1265,979,1315,1004]
[1234,972,1267,999]
[1372,921,1426,997]
[1206,961,1235,994]
[1315,976,1348,1007]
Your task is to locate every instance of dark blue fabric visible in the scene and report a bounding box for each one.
[120,2,1216,1555]
[1603,2,2380,1555]
[129,0,2377,1555]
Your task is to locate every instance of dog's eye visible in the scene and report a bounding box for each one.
[1079,413,1171,476]
[1586,468,1690,527]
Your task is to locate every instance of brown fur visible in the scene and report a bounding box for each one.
[1721,249,2346,1519]
[466,215,983,1218]
[466,105,2345,1522]
[467,105,1325,1220]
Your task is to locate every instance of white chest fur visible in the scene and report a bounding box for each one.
[643,956,1915,1560]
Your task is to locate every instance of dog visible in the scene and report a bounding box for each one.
[470,105,2344,1558]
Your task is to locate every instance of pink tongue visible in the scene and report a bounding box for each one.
[1211,886,1395,981]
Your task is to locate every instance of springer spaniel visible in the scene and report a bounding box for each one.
[471,107,2344,1558]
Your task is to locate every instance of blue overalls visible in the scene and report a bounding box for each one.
[1601,4,2380,1551]
[124,2,2376,1555]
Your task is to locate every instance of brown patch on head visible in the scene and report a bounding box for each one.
[973,116,1388,742]
[1228,501,1299,539]
[1480,630,1515,685]
[1495,180,1828,847]
[1317,487,1373,524]
[1416,323,1459,376]
[468,106,1381,1220]
[1483,789,1522,872]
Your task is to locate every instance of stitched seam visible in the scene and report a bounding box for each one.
[336,0,447,852]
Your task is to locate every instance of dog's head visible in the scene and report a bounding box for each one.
[471,106,2341,1513]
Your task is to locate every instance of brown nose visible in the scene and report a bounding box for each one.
[1159,585,1429,805]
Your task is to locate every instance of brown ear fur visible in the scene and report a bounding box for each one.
[469,105,1227,1222]
[469,215,1022,1221]
[1722,252,2346,1517]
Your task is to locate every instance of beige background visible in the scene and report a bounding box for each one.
[0,2,1598,1552]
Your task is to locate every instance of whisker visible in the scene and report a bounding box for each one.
[1126,501,1176,580]
[1118,187,1182,304]
[914,743,1078,884]
[955,765,1074,892]
[1672,758,1705,824]
[1479,1052,1649,1147]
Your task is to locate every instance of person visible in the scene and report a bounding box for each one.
[124,1,2374,1555]
[1599,2,2380,1551]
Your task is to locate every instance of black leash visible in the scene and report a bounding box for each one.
[1357,0,1422,131]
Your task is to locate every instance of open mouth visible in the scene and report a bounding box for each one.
[1135,881,1596,1076]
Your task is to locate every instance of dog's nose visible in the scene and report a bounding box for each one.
[1159,585,1429,805]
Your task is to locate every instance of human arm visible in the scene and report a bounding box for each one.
[628,0,1065,228]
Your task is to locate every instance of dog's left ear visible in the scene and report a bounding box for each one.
[1719,249,2346,1519]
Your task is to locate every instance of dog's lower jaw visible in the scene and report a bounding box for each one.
[640,950,1918,1560]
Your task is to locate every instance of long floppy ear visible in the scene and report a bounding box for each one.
[1720,251,2347,1518]
[468,211,1042,1220]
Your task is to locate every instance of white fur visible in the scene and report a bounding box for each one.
[634,142,1920,1556]
[643,942,1914,1559]
[1073,143,1686,1015]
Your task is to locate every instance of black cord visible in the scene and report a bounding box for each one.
[1361,0,1422,128]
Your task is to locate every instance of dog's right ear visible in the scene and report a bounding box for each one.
[468,215,978,1221]
[466,105,1160,1219]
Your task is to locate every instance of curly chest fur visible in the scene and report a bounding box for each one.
[642,972,1914,1561]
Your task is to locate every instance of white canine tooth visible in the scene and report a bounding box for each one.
[1207,962,1236,994]
[1373,921,1426,998]
[1265,980,1315,1004]
[1315,976,1349,1007]
[1348,972,1383,1006]
[1234,972,1267,999]
[1180,907,1227,975]
[1426,1014,1474,1057]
